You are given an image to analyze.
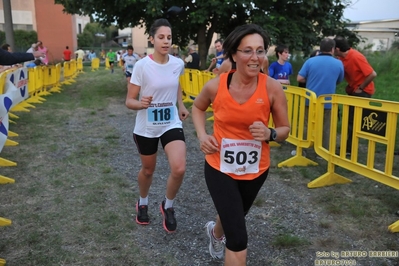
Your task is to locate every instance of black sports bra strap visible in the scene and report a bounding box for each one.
[227,72,233,88]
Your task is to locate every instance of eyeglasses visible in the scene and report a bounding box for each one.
[236,49,266,57]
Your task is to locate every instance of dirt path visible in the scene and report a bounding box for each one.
[105,98,399,266]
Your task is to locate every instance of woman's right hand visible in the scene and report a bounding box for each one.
[140,96,153,109]
[199,135,219,155]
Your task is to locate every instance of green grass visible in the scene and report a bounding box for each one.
[272,233,310,248]
[0,66,155,265]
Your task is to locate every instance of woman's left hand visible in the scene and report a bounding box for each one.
[179,106,190,121]
[249,121,268,142]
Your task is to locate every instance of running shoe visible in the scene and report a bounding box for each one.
[160,200,177,232]
[205,221,225,259]
[135,200,150,225]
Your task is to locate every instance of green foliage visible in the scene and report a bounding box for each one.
[0,31,4,44]
[77,22,118,47]
[390,40,399,50]
[55,0,359,66]
[0,30,37,51]
[77,31,95,48]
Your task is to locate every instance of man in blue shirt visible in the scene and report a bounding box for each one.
[297,38,344,149]
[206,39,224,73]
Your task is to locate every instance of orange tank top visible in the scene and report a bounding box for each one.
[206,72,271,180]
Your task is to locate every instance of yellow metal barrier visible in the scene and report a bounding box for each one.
[77,58,84,73]
[26,68,44,104]
[53,63,62,92]
[0,217,11,226]
[308,94,399,232]
[201,71,216,84]
[62,61,76,84]
[0,217,11,266]
[7,68,35,112]
[181,68,202,104]
[0,174,15,183]
[71,59,78,78]
[43,65,59,93]
[91,58,100,71]
[278,85,318,167]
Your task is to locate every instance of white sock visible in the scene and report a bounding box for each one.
[164,197,174,209]
[139,196,148,206]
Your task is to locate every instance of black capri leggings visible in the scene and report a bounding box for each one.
[204,161,269,252]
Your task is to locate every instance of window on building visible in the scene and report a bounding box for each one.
[78,23,82,34]
[1,24,33,31]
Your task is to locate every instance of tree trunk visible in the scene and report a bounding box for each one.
[197,24,216,71]
[3,0,15,51]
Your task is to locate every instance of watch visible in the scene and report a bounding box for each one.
[269,128,277,141]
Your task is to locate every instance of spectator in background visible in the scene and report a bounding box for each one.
[298,49,320,88]
[24,43,39,67]
[26,59,43,68]
[297,38,344,149]
[75,47,85,60]
[1,43,12,52]
[63,46,72,61]
[334,36,377,155]
[88,50,96,61]
[206,39,224,73]
[1,43,23,68]
[268,44,293,85]
[0,48,44,67]
[106,49,116,73]
[26,43,37,53]
[184,46,200,70]
[36,41,49,65]
[116,51,121,64]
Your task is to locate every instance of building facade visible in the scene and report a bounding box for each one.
[347,19,399,51]
[0,0,90,62]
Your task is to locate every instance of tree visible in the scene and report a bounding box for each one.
[55,0,358,68]
[76,22,118,47]
[0,30,37,52]
[250,0,359,56]
[14,30,38,51]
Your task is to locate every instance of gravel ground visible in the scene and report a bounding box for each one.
[105,99,399,266]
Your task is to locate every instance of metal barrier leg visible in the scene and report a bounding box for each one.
[388,220,399,233]
[0,175,15,184]
[307,163,352,188]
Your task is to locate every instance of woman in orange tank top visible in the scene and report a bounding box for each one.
[192,24,290,265]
